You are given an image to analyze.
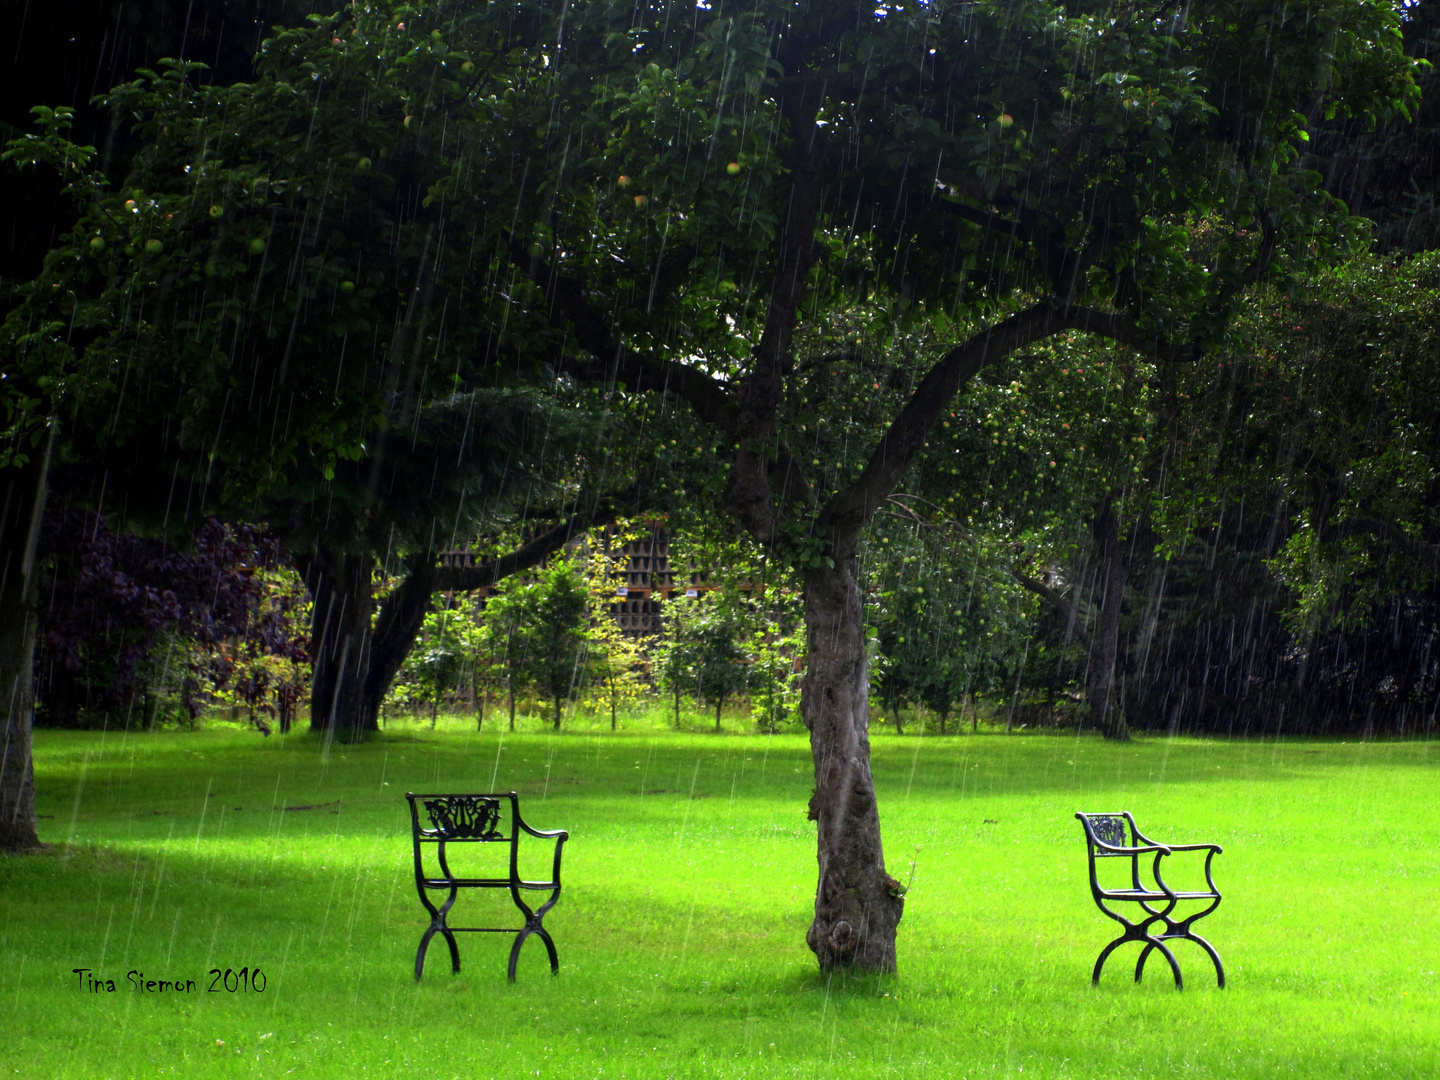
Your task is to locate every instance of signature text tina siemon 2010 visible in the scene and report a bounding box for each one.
[72,967,267,993]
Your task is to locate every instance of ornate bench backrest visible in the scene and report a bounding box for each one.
[1081,813,1131,855]
[411,794,510,843]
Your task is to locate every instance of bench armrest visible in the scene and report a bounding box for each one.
[1161,842,1223,855]
[1093,841,1173,857]
[518,823,569,841]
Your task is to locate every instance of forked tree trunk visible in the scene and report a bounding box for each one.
[0,441,50,852]
[802,556,905,973]
[1087,500,1130,741]
[299,546,438,742]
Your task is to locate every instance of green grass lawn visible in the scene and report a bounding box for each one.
[4,717,1439,1078]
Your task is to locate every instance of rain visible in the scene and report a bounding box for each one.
[3,0,1440,1077]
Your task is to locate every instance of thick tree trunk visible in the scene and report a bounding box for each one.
[553,696,561,731]
[0,440,51,851]
[802,557,905,973]
[1087,500,1130,740]
[301,545,379,742]
[299,547,438,742]
[715,697,723,732]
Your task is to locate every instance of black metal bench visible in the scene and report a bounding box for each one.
[407,792,568,982]
[1076,811,1225,989]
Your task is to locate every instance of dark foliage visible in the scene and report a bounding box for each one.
[1309,0,1440,252]
[35,510,308,730]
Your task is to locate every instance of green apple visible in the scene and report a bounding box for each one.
[249,238,266,254]
[726,161,742,175]
[209,204,224,219]
[339,280,355,293]
[144,239,164,255]
[89,236,106,251]
[998,112,1014,129]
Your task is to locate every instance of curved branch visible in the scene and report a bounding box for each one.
[507,241,739,434]
[823,304,1195,530]
[1013,570,1094,652]
[433,485,643,593]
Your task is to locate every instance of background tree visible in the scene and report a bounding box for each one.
[689,595,752,732]
[747,589,805,733]
[476,584,533,733]
[580,535,651,731]
[521,560,591,731]
[653,594,704,729]
[392,598,473,726]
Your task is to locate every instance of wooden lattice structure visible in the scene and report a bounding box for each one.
[439,525,716,638]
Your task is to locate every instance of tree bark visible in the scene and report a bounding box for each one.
[300,545,380,742]
[298,546,444,741]
[1087,499,1130,740]
[0,435,52,851]
[802,555,905,973]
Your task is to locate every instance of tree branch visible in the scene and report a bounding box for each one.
[433,486,643,593]
[1012,569,1094,652]
[822,304,1196,531]
[507,241,739,434]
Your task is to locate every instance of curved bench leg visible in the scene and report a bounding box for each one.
[506,921,560,981]
[415,925,463,980]
[1184,931,1225,988]
[443,928,461,974]
[415,927,435,982]
[507,928,533,983]
[1135,939,1183,989]
[535,926,559,975]
[1091,934,1131,986]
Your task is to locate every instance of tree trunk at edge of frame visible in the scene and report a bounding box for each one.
[802,555,905,974]
[1087,498,1130,741]
[0,436,52,852]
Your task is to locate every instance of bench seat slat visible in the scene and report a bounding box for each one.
[420,878,558,889]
